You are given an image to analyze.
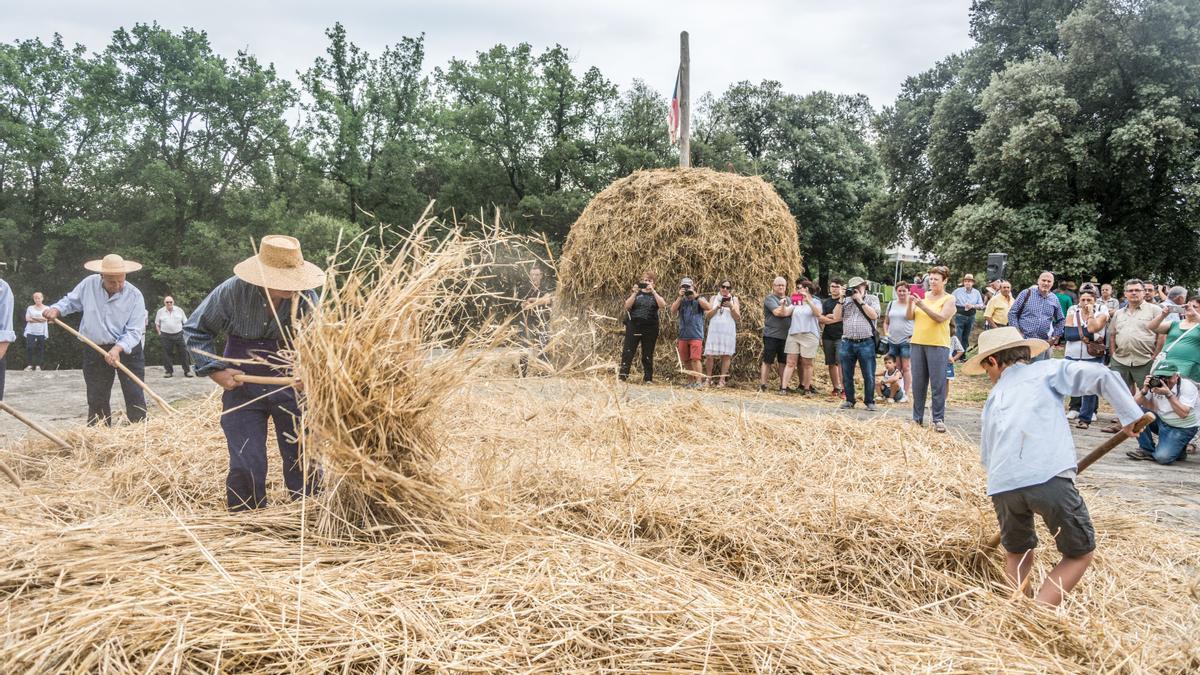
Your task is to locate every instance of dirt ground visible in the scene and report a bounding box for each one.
[2,367,1196,532]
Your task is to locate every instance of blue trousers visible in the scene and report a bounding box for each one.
[838,338,876,405]
[1137,415,1196,465]
[954,314,975,361]
[221,384,318,511]
[25,334,46,368]
[1065,356,1101,422]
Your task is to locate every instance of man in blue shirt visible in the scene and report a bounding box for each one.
[185,235,324,511]
[670,276,711,389]
[1007,271,1064,359]
[44,254,148,425]
[964,327,1142,607]
[951,273,985,362]
[0,275,15,399]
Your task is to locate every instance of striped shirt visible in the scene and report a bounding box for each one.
[1007,287,1064,341]
[184,276,318,375]
[50,275,146,353]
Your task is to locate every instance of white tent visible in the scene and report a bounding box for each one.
[884,245,935,285]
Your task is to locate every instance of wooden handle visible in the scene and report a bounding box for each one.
[0,401,72,451]
[984,411,1156,550]
[232,374,298,386]
[52,318,175,414]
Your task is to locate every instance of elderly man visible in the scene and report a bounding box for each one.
[759,276,792,392]
[155,296,193,378]
[952,273,985,360]
[983,280,1013,329]
[44,254,147,425]
[1161,286,1187,325]
[1100,284,1120,313]
[833,276,880,410]
[1008,271,1064,359]
[1103,278,1163,433]
[185,235,324,512]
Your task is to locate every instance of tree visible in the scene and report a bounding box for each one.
[609,79,675,176]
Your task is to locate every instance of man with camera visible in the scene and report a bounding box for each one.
[671,277,711,389]
[760,276,792,392]
[1126,361,1197,464]
[832,276,880,410]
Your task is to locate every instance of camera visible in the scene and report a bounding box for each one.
[637,282,648,290]
[681,284,694,297]
[1148,376,1165,389]
[721,296,731,304]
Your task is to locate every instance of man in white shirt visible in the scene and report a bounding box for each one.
[155,296,193,378]
[1127,361,1197,465]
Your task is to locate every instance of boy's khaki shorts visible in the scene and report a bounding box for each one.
[990,476,1095,558]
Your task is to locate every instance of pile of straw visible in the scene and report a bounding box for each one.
[1,378,1197,671]
[556,168,803,381]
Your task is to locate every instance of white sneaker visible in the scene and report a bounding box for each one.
[897,394,908,403]
[23,366,32,371]
[1066,410,1079,420]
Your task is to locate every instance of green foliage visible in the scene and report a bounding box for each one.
[876,0,1200,286]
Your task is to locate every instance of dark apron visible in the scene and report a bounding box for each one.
[223,334,289,377]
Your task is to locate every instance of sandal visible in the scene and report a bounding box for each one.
[1075,420,1090,429]
[1125,450,1154,461]
[1100,423,1122,434]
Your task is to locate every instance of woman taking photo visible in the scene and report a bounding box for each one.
[619,272,666,383]
[703,280,741,387]
[1063,288,1109,429]
[1148,295,1200,384]
[907,266,957,432]
[883,283,913,401]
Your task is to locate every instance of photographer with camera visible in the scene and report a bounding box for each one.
[619,272,666,383]
[832,276,880,410]
[760,276,793,393]
[1127,361,1198,464]
[671,277,711,389]
[1063,288,1109,428]
[1146,295,1200,382]
[703,280,740,387]
[781,279,822,395]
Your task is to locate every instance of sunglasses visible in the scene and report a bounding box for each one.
[720,284,732,289]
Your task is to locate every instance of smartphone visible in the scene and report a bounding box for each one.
[1168,305,1186,314]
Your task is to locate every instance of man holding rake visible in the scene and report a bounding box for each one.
[185,235,324,511]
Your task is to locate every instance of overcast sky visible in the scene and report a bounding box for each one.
[3,0,975,108]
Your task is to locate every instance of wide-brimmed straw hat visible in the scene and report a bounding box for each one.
[962,273,975,282]
[84,254,142,274]
[233,235,325,291]
[962,326,1049,375]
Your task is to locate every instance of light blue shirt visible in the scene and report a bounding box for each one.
[979,359,1143,495]
[0,280,15,343]
[50,275,146,354]
[952,286,984,310]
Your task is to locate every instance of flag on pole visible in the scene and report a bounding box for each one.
[667,70,681,145]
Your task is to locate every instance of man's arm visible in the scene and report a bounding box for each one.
[45,278,87,319]
[184,284,234,376]
[115,291,147,354]
[860,296,879,321]
[1051,360,1144,425]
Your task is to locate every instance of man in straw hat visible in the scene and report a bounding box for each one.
[43,254,148,425]
[964,326,1142,606]
[184,235,324,511]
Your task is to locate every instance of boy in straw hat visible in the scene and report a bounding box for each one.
[184,235,324,511]
[963,326,1142,606]
[43,254,148,425]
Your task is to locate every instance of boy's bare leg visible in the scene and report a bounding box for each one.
[1035,552,1094,607]
[1005,550,1036,598]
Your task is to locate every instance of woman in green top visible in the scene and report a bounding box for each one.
[1148,296,1200,382]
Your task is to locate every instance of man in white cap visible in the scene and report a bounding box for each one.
[184,235,324,512]
[43,254,148,425]
[963,326,1142,607]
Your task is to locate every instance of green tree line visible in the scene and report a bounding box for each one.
[3,0,1198,368]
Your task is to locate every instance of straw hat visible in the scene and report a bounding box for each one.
[84,254,142,274]
[962,326,1049,375]
[962,273,975,282]
[233,235,325,291]
[846,276,869,289]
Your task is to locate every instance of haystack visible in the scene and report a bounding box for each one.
[556,168,803,381]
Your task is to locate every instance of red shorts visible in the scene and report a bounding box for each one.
[676,339,703,362]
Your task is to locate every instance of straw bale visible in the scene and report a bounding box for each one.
[0,380,1197,672]
[556,168,803,382]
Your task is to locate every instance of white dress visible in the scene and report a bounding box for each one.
[704,295,738,356]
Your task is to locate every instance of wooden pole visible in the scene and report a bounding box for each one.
[52,318,176,414]
[679,30,690,168]
[233,373,297,387]
[0,401,72,450]
[983,412,1155,550]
